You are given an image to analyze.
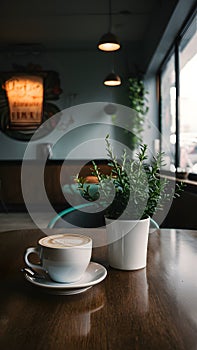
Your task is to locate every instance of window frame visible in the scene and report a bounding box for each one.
[158,7,197,173]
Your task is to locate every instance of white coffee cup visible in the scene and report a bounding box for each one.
[24,233,92,283]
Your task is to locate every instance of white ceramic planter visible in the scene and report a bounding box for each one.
[105,217,150,270]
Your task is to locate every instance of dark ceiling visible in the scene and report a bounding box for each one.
[0,0,181,72]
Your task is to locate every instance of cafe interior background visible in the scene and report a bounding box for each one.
[0,0,196,230]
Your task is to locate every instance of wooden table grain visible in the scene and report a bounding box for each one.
[0,228,197,350]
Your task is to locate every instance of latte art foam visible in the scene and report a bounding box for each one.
[39,234,91,248]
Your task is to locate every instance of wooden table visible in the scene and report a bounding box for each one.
[0,228,197,350]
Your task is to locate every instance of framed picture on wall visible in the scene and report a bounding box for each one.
[0,64,62,141]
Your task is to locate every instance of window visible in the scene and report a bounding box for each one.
[179,17,197,172]
[160,12,197,173]
[160,52,176,171]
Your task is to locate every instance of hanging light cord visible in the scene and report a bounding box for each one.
[108,0,112,32]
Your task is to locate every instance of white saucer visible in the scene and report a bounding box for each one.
[43,286,92,295]
[24,262,107,295]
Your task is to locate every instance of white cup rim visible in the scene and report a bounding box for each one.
[38,233,92,249]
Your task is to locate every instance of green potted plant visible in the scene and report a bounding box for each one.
[76,135,182,270]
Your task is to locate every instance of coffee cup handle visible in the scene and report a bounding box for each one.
[24,247,44,271]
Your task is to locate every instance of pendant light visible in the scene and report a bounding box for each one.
[103,71,121,86]
[103,52,121,86]
[98,0,121,52]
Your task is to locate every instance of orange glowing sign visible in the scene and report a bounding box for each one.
[5,75,43,129]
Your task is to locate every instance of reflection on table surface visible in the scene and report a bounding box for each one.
[0,228,197,350]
